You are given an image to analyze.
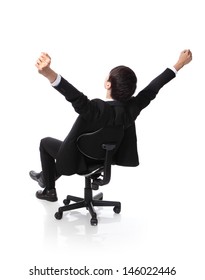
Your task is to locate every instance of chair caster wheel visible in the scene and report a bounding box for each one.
[63,199,70,205]
[55,211,63,220]
[113,205,121,214]
[90,218,98,226]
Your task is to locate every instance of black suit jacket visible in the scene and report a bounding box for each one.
[54,68,176,175]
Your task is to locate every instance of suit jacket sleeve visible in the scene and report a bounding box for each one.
[53,77,90,113]
[53,77,111,122]
[129,68,176,120]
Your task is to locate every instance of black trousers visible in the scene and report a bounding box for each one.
[40,137,62,190]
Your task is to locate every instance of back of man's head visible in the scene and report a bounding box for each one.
[108,66,137,102]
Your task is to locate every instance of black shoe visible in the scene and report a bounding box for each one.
[36,188,58,202]
[29,171,45,188]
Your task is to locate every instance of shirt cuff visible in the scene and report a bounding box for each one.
[169,66,178,75]
[51,74,61,87]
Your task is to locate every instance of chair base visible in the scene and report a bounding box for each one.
[54,178,121,226]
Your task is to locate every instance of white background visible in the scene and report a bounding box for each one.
[0,0,204,279]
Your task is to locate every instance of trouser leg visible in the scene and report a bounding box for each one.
[39,137,62,190]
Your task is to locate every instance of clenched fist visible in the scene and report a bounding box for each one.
[35,52,57,83]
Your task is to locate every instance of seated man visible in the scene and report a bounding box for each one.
[29,49,192,202]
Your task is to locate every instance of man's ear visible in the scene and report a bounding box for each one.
[106,81,111,89]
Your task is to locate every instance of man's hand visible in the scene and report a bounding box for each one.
[36,52,51,72]
[174,49,192,71]
[35,52,57,83]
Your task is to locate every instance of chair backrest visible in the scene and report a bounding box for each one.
[77,125,124,161]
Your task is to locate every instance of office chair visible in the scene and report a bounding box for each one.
[54,125,124,226]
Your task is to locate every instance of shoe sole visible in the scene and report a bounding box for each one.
[36,193,58,202]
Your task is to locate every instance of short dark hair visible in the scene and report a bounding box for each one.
[108,66,137,102]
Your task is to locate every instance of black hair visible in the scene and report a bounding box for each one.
[108,66,137,102]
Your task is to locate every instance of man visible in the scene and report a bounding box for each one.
[29,50,192,202]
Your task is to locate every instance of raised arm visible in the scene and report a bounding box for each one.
[35,52,87,112]
[129,49,193,120]
[35,52,110,120]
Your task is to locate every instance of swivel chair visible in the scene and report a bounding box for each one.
[54,125,124,226]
